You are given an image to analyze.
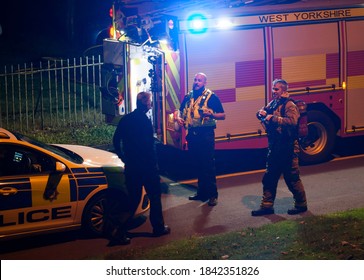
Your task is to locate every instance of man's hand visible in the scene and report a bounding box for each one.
[265,114,273,120]
[258,109,267,118]
[201,108,214,118]
[264,114,273,123]
[174,110,185,126]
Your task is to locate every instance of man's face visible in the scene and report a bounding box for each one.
[272,82,285,99]
[138,93,152,112]
[142,96,152,112]
[193,74,206,91]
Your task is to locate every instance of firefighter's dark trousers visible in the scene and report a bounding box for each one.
[187,127,218,199]
[260,139,307,209]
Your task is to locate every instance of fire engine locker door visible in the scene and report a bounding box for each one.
[159,45,183,150]
[184,28,266,140]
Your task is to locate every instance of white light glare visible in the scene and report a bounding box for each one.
[217,18,233,29]
[158,38,168,45]
[191,19,205,30]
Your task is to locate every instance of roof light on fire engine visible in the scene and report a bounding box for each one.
[187,13,208,34]
[216,18,234,29]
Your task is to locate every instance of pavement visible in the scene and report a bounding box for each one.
[118,154,364,252]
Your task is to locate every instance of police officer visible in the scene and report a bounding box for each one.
[112,91,170,245]
[252,79,308,216]
[174,73,225,206]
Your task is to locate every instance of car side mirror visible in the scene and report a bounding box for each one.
[55,161,66,172]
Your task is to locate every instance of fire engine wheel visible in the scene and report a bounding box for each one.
[299,110,336,164]
[82,191,129,237]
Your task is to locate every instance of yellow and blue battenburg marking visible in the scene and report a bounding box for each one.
[0,167,109,213]
[0,178,32,210]
[70,168,108,201]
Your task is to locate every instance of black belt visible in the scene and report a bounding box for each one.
[188,126,215,135]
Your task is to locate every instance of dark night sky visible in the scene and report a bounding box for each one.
[0,0,114,64]
[1,0,354,65]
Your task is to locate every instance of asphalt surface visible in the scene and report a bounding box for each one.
[123,154,364,251]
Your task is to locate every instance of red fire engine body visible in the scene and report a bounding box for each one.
[101,0,364,164]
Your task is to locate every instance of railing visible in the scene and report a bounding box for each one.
[0,56,105,133]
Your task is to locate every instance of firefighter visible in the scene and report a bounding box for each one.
[252,79,308,216]
[174,73,225,206]
[112,91,170,245]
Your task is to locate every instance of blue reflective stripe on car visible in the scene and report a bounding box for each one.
[86,167,104,173]
[70,168,88,173]
[0,178,32,210]
[69,177,78,202]
[78,186,100,200]
[74,176,107,186]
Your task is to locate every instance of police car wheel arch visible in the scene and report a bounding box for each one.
[81,189,129,237]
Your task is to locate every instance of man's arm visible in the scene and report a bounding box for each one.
[174,95,189,126]
[265,101,299,126]
[206,94,226,120]
[212,112,226,120]
[113,121,126,161]
[202,109,225,120]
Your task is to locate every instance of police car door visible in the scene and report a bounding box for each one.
[0,144,74,238]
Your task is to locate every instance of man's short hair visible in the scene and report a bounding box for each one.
[136,91,151,107]
[195,72,207,81]
[273,79,288,91]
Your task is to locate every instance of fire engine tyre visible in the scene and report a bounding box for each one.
[298,110,336,165]
[82,191,128,238]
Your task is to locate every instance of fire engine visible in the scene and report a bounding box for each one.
[100,0,364,165]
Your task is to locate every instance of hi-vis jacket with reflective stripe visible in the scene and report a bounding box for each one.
[182,89,216,129]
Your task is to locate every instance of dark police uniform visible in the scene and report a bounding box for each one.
[179,88,225,201]
[113,108,165,234]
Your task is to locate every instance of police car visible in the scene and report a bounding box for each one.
[0,128,149,240]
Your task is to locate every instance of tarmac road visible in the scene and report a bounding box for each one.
[125,154,364,251]
[1,153,364,260]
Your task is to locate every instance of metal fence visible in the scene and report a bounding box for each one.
[0,56,105,133]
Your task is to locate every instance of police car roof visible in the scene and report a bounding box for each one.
[0,128,17,140]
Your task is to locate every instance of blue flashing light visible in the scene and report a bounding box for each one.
[187,14,208,34]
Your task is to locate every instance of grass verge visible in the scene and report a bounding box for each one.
[27,123,116,146]
[105,208,364,260]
